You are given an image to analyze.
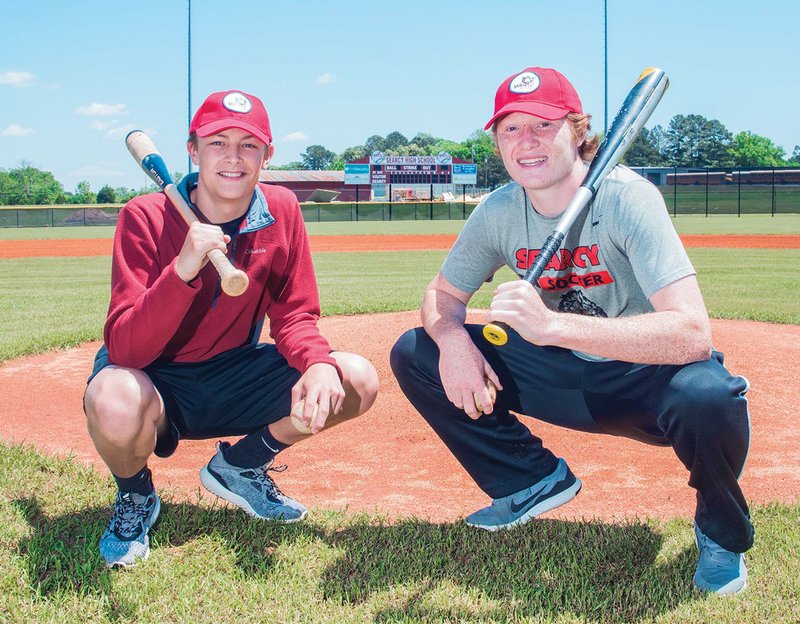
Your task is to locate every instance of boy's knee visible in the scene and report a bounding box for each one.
[390,328,425,377]
[334,352,379,416]
[664,368,750,440]
[84,367,158,439]
[349,354,380,405]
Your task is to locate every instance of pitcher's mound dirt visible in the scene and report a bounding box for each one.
[1,311,797,523]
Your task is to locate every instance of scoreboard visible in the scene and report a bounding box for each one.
[368,152,453,185]
[370,163,452,185]
[345,151,476,188]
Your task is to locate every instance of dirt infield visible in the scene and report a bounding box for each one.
[0,234,798,259]
[0,233,798,524]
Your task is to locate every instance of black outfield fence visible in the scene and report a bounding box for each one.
[1,167,799,228]
[0,201,480,228]
[630,166,800,216]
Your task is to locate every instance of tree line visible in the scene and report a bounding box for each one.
[621,114,799,168]
[2,114,798,205]
[0,162,161,206]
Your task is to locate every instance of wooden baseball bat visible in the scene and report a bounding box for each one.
[483,67,670,346]
[125,130,249,297]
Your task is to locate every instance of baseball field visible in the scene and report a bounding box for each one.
[0,215,798,623]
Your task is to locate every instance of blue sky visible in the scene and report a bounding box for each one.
[1,0,797,193]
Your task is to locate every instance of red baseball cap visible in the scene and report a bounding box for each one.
[190,89,272,144]
[484,67,583,130]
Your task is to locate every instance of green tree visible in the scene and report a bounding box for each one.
[114,187,137,203]
[410,132,438,151]
[270,161,305,170]
[431,139,470,161]
[788,145,800,165]
[394,144,427,156]
[623,127,666,166]
[729,131,786,167]
[72,180,96,204]
[96,184,117,203]
[664,114,733,167]
[301,145,336,170]
[649,125,668,160]
[364,134,386,154]
[0,170,15,205]
[1,164,64,205]
[482,153,510,189]
[340,145,368,163]
[383,131,408,152]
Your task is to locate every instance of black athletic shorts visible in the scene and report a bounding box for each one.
[87,343,302,458]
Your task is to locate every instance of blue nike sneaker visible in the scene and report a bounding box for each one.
[200,441,307,522]
[693,522,747,594]
[99,490,161,568]
[466,458,581,531]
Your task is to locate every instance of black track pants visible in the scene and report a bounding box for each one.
[390,325,754,553]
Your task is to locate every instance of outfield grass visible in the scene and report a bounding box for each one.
[1,442,797,623]
[1,246,798,363]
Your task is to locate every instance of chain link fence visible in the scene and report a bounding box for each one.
[2,168,798,227]
[629,166,800,216]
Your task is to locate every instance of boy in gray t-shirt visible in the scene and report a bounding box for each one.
[391,66,752,595]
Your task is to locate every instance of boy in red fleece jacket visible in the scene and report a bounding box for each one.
[84,89,378,568]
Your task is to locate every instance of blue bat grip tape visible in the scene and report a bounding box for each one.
[141,153,173,190]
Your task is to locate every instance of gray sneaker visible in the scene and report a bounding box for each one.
[466,458,581,531]
[693,522,747,595]
[99,490,161,568]
[199,441,307,522]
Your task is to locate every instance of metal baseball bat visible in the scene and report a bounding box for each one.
[482,67,670,346]
[125,130,249,297]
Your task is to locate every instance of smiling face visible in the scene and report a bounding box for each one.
[187,127,273,219]
[495,112,585,198]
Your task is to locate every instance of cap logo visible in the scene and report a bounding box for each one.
[222,92,252,113]
[509,72,541,94]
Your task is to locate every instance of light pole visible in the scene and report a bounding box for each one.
[604,0,608,134]
[187,0,192,175]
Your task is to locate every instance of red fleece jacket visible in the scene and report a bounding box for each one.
[104,181,339,377]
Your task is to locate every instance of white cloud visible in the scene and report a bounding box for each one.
[105,124,137,140]
[282,131,309,142]
[77,102,128,116]
[315,72,334,85]
[1,124,34,137]
[0,71,35,87]
[91,120,115,130]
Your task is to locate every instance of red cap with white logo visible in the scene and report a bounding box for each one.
[485,67,583,130]
[190,89,272,144]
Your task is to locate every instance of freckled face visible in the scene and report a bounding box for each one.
[495,112,583,193]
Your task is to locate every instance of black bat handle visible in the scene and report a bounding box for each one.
[522,231,565,284]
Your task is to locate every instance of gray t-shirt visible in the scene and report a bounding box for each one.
[443,165,694,327]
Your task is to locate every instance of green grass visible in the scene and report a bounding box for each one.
[0,257,111,362]
[308,215,800,235]
[1,442,797,623]
[1,246,798,363]
[691,249,800,323]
